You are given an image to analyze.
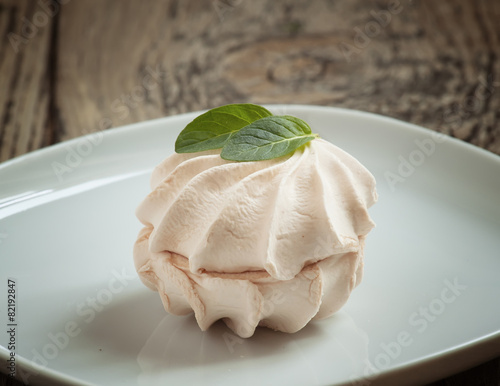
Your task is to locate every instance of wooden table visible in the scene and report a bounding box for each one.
[1,0,499,385]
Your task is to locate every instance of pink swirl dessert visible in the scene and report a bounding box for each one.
[134,137,377,338]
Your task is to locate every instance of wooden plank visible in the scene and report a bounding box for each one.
[56,0,181,139]
[0,0,53,162]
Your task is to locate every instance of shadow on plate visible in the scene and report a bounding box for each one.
[81,287,370,384]
[81,286,323,362]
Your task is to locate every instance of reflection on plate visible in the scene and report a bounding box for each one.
[0,105,499,386]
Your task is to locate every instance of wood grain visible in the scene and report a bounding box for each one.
[0,0,499,385]
[0,0,53,162]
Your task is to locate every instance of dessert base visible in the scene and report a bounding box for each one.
[134,227,365,338]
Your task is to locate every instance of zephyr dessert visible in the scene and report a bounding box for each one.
[133,105,377,338]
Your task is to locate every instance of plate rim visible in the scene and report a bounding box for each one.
[1,104,499,172]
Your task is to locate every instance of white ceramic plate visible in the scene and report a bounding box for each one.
[1,105,499,386]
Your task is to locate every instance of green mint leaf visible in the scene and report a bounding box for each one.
[220,115,318,162]
[175,104,273,153]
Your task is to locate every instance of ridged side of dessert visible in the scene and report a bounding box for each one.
[134,227,365,338]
